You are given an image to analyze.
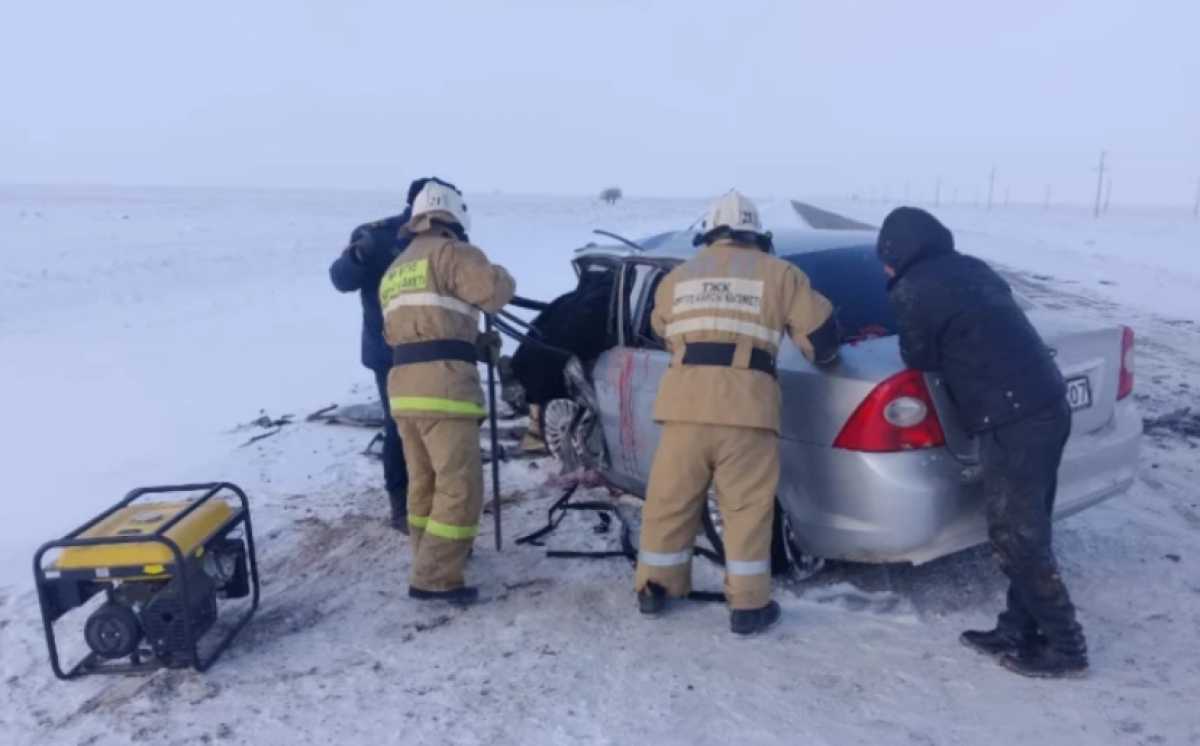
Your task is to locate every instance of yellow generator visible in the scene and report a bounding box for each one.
[34,483,259,679]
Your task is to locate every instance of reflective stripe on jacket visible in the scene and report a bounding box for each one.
[651,239,833,432]
[382,226,515,420]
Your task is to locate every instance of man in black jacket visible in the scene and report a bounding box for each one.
[877,207,1087,678]
[329,179,441,532]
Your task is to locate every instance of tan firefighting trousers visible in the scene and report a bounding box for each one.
[635,422,779,610]
[397,418,483,591]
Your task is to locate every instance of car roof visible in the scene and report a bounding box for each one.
[576,227,879,263]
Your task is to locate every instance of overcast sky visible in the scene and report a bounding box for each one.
[3,0,1197,205]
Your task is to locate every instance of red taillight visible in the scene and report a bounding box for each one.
[834,369,947,452]
[1118,325,1135,400]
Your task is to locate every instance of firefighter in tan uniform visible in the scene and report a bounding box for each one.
[635,191,840,634]
[380,179,515,605]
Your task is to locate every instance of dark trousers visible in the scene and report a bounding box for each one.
[373,368,409,510]
[981,399,1085,652]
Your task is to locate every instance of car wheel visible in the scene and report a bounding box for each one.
[700,493,794,576]
[777,508,826,581]
[541,398,578,461]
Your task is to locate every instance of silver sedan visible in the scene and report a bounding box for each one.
[552,227,1141,573]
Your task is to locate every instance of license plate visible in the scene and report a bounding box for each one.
[1066,376,1092,411]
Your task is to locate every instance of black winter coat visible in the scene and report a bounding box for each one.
[881,211,1065,434]
[511,271,617,405]
[329,213,412,371]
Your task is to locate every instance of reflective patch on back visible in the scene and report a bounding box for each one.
[673,278,764,314]
[379,258,430,305]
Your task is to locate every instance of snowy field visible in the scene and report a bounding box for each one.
[1,185,1198,745]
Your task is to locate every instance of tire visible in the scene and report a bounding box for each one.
[540,398,578,461]
[84,601,143,659]
[700,497,792,576]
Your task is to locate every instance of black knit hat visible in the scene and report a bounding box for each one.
[876,207,955,272]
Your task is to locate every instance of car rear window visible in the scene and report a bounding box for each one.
[783,246,897,341]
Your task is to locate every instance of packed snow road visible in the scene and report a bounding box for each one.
[1,186,1198,745]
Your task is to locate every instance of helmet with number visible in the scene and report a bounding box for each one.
[693,190,773,252]
[409,178,471,234]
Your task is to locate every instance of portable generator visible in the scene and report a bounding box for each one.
[33,483,260,679]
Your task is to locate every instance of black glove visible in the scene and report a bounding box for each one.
[476,330,503,365]
[349,229,376,264]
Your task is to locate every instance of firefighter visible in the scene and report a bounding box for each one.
[634,190,839,635]
[877,206,1087,678]
[380,179,515,605]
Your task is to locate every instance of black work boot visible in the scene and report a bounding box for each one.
[408,586,479,606]
[730,601,782,636]
[388,491,409,535]
[960,627,1046,658]
[638,582,668,617]
[1001,644,1088,679]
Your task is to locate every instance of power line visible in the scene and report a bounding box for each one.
[1093,150,1107,218]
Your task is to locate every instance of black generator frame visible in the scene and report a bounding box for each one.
[33,482,261,679]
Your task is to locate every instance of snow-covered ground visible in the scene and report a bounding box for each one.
[1,186,1198,745]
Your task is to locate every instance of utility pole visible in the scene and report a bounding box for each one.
[987,166,997,210]
[1093,150,1107,218]
[1103,176,1113,214]
[934,177,942,207]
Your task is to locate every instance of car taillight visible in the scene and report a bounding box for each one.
[834,369,947,452]
[1118,325,1135,400]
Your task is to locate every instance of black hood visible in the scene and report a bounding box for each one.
[877,207,955,276]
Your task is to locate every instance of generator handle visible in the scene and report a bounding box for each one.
[57,482,227,542]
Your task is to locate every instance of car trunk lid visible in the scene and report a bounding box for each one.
[1028,311,1122,436]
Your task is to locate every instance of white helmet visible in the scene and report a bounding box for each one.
[698,190,763,236]
[409,179,471,233]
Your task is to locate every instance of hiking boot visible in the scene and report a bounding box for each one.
[1000,645,1088,679]
[388,492,409,535]
[408,586,480,607]
[638,582,668,616]
[730,600,782,636]
[390,512,410,535]
[960,627,1045,658]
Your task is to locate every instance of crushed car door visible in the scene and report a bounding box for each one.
[604,259,672,488]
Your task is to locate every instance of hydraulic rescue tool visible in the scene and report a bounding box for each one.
[33,482,260,679]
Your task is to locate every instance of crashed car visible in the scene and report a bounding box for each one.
[514,226,1141,573]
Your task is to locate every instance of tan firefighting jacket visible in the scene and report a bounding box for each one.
[381,221,515,419]
[651,238,833,432]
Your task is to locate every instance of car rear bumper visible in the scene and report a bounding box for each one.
[778,399,1141,565]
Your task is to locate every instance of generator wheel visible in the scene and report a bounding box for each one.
[84,601,143,660]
